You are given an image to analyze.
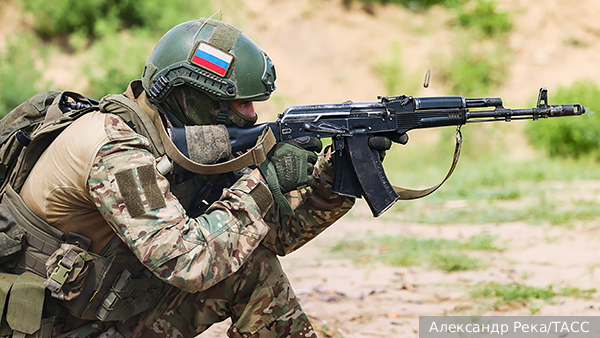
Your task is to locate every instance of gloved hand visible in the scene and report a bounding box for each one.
[368,132,408,161]
[287,135,323,153]
[258,140,319,214]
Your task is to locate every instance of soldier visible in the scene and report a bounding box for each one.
[0,18,362,338]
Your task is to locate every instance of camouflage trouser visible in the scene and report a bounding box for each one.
[123,245,316,338]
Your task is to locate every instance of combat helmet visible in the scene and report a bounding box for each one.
[141,19,277,126]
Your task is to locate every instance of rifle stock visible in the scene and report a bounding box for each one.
[223,87,584,217]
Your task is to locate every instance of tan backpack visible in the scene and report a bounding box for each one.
[0,91,98,267]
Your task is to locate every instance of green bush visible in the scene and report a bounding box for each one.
[18,0,212,40]
[374,41,405,95]
[439,40,509,96]
[525,80,600,159]
[19,0,215,97]
[83,31,155,98]
[365,0,512,96]
[0,34,47,117]
[18,0,104,39]
[455,0,512,38]
[436,0,512,96]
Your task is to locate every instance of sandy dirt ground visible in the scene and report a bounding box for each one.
[2,0,600,337]
[200,200,600,337]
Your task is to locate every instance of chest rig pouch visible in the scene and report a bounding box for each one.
[3,181,166,321]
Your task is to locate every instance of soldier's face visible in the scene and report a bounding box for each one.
[231,100,256,118]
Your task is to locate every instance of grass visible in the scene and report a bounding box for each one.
[383,193,600,226]
[471,282,596,313]
[330,233,503,272]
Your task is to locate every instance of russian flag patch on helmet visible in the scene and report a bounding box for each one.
[191,43,233,77]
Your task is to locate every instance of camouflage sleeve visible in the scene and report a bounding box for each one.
[260,152,355,256]
[87,118,274,293]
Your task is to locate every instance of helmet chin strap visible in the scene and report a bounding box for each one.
[216,101,230,124]
[157,103,186,128]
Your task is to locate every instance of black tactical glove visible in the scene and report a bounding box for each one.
[369,132,408,161]
[258,140,319,214]
[287,135,323,153]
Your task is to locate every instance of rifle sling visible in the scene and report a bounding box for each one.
[392,131,462,200]
[137,92,276,175]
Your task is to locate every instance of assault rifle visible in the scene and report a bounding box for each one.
[225,88,585,217]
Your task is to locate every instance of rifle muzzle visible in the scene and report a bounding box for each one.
[549,104,585,117]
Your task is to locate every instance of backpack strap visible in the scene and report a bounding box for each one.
[99,94,166,158]
[0,91,61,189]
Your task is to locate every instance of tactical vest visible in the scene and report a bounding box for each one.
[0,92,173,338]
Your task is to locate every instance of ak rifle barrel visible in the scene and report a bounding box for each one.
[465,104,585,122]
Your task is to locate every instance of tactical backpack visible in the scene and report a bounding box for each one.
[0,91,169,338]
[0,91,98,267]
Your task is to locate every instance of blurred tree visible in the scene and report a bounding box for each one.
[0,34,46,115]
[18,0,213,42]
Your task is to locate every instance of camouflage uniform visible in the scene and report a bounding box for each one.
[19,82,354,337]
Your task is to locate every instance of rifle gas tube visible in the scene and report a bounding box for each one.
[226,87,584,217]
